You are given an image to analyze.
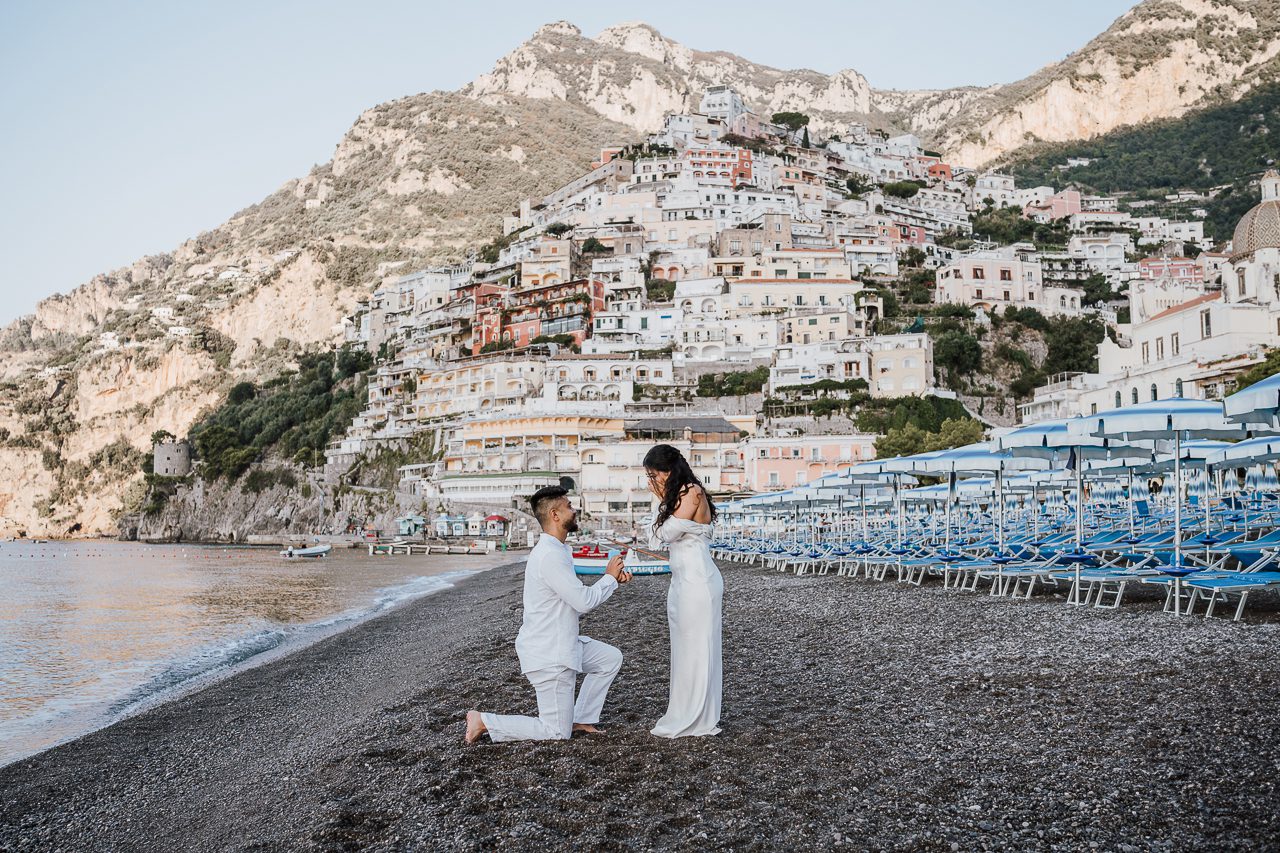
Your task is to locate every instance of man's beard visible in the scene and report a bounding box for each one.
[565,516,579,533]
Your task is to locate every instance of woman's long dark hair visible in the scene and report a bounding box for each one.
[644,443,717,529]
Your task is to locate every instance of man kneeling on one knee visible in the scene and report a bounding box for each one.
[466,486,631,744]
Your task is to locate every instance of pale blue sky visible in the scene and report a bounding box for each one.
[0,0,1135,325]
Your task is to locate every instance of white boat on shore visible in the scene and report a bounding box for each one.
[573,544,670,576]
[280,544,332,559]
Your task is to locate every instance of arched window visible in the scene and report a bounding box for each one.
[1150,384,1158,401]
[1131,388,1139,405]
[1175,378,1184,397]
[1114,391,1122,408]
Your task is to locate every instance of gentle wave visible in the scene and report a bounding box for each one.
[108,570,474,719]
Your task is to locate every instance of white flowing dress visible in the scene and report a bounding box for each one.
[649,517,723,737]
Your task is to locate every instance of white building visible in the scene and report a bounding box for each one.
[936,248,1084,316]
[971,174,1017,209]
[1022,172,1280,419]
[768,333,934,397]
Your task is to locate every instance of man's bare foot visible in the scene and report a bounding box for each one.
[573,723,605,735]
[464,710,487,745]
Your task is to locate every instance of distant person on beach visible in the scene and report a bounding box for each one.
[465,485,631,744]
[643,444,723,737]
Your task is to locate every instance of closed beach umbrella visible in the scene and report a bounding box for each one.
[1220,472,1240,496]
[1187,468,1210,501]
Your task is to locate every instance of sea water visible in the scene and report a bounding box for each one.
[0,541,482,766]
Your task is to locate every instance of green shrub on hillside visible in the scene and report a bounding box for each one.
[696,366,770,397]
[189,347,372,480]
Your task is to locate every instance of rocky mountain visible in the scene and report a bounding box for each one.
[465,21,880,136]
[911,0,1280,166]
[7,1,1280,536]
[467,2,1280,166]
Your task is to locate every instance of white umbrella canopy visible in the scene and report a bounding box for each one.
[999,418,1157,467]
[1208,436,1280,469]
[877,449,948,477]
[913,442,1047,475]
[1070,398,1249,443]
[901,484,948,503]
[1224,372,1280,428]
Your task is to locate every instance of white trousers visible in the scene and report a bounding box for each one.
[482,637,622,742]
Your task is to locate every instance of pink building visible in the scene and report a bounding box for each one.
[1024,189,1082,223]
[895,223,927,245]
[742,433,878,491]
[1139,257,1199,282]
[681,145,754,185]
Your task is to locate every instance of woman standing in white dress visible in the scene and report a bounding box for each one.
[643,444,723,738]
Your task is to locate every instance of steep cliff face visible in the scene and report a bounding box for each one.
[466,3,1280,167]
[0,91,633,537]
[122,465,420,544]
[907,0,1280,166]
[466,22,878,135]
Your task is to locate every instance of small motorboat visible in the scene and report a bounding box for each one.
[280,544,332,559]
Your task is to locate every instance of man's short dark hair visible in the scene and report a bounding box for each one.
[529,485,569,526]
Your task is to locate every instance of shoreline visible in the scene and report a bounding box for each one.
[4,562,1280,850]
[92,566,491,743]
[0,549,517,770]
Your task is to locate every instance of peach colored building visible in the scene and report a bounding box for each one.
[742,433,878,491]
[1023,189,1082,222]
[519,237,574,288]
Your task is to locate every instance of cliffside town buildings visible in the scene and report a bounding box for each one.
[1021,171,1280,421]
[327,85,1260,521]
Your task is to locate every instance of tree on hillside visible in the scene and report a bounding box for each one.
[933,330,983,375]
[846,175,874,197]
[772,111,810,132]
[930,417,985,451]
[873,417,985,459]
[1043,316,1105,374]
[883,181,923,199]
[1231,348,1280,390]
[875,422,929,458]
[1078,273,1118,306]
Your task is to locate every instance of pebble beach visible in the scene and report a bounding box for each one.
[2,560,1279,851]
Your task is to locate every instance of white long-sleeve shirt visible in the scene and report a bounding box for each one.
[514,533,618,673]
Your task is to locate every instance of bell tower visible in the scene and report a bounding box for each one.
[1263,170,1280,202]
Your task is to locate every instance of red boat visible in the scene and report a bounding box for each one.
[572,544,612,574]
